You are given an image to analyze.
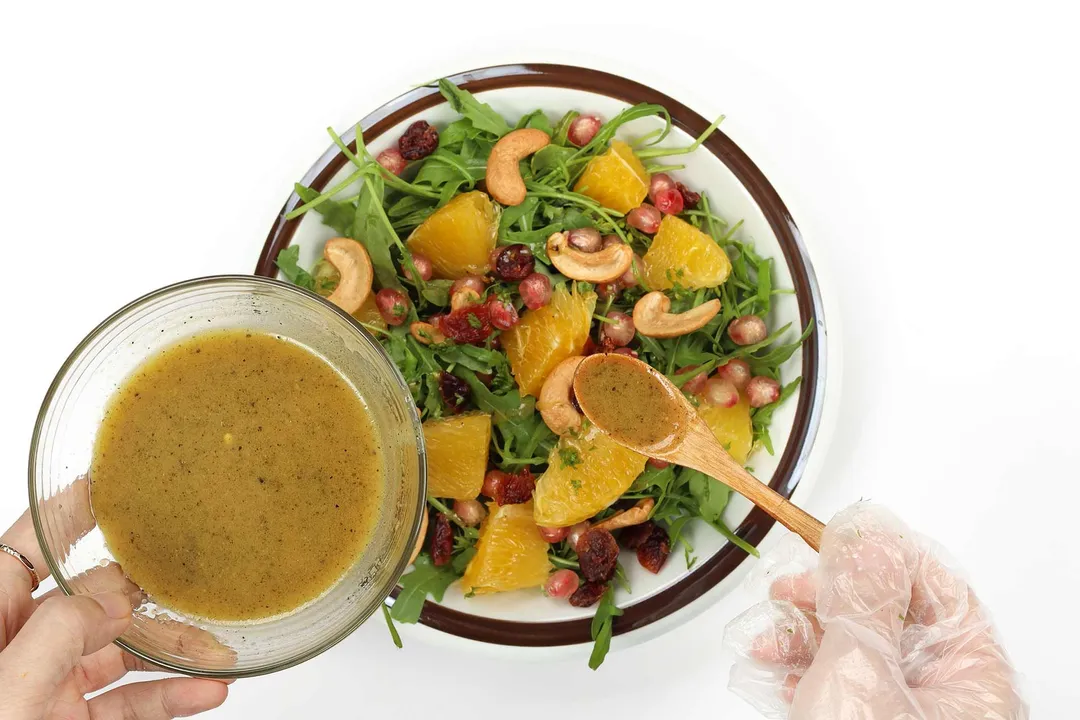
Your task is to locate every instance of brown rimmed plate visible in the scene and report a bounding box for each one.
[255,63,827,648]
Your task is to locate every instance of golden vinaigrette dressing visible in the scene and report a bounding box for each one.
[573,354,690,452]
[90,331,384,621]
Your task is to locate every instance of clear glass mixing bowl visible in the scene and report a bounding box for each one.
[29,275,425,677]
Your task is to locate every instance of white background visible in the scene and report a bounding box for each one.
[1,2,1077,717]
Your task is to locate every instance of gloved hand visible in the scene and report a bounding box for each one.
[723,503,1027,719]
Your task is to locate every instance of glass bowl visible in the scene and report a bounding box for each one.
[29,275,426,677]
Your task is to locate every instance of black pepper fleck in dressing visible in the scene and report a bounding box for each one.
[90,330,384,621]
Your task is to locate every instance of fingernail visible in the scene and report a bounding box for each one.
[93,591,133,620]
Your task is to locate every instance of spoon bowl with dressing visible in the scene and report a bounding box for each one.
[573,353,824,551]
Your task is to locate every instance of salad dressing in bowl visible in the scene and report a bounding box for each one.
[90,330,384,621]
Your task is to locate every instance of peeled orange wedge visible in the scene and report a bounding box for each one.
[573,140,649,213]
[406,191,499,279]
[502,285,596,397]
[697,394,753,465]
[423,413,492,499]
[351,293,386,330]
[643,214,732,290]
[532,427,648,528]
[461,501,552,596]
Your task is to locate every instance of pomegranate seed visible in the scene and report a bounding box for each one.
[648,173,676,203]
[613,347,638,358]
[487,296,520,330]
[677,365,709,395]
[620,253,642,287]
[627,204,662,234]
[544,569,581,599]
[601,311,635,347]
[538,525,570,543]
[453,499,486,527]
[746,376,781,408]
[648,458,670,469]
[403,252,433,282]
[653,187,685,216]
[519,273,552,309]
[494,244,535,281]
[482,469,507,498]
[476,372,494,386]
[567,227,602,253]
[717,359,752,389]
[601,234,624,249]
[728,315,768,345]
[376,148,407,176]
[450,274,486,297]
[567,522,590,551]
[375,288,410,326]
[595,282,621,300]
[704,377,739,408]
[567,115,601,147]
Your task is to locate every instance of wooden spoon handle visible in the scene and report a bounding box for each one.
[672,419,824,551]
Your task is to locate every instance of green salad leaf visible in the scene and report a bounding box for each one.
[588,586,624,670]
[391,555,458,624]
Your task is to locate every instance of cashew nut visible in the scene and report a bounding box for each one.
[485,128,550,206]
[632,291,721,338]
[450,288,482,311]
[408,509,429,565]
[409,321,445,345]
[591,498,655,533]
[537,356,585,435]
[323,237,374,314]
[546,231,633,283]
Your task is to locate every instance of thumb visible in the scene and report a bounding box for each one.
[0,592,132,714]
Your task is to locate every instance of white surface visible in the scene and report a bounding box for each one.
[1,2,1076,717]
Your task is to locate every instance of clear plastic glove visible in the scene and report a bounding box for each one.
[723,503,1027,719]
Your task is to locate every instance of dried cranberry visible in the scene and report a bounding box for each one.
[619,521,656,550]
[636,523,671,574]
[569,581,608,608]
[438,305,493,344]
[438,372,470,413]
[676,182,701,209]
[431,513,453,567]
[494,244,535,281]
[398,120,439,161]
[493,467,535,505]
[577,528,619,583]
[581,337,599,356]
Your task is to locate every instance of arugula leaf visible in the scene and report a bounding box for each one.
[390,555,458,624]
[353,175,404,291]
[381,603,403,648]
[437,79,510,137]
[433,343,505,374]
[294,183,356,236]
[516,109,554,135]
[552,110,579,146]
[589,586,623,670]
[421,279,453,307]
[274,245,316,291]
[685,468,731,525]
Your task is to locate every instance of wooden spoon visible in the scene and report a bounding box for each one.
[572,353,824,551]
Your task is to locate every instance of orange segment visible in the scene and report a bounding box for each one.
[352,293,386,330]
[423,413,492,499]
[406,191,499,279]
[573,140,649,213]
[698,395,753,465]
[643,214,732,290]
[502,285,596,397]
[532,427,648,527]
[461,501,552,595]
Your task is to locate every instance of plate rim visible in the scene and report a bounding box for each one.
[254,62,828,648]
